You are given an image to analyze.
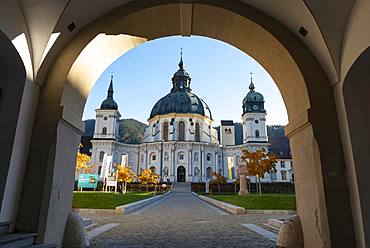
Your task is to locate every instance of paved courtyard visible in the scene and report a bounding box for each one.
[82,192,288,248]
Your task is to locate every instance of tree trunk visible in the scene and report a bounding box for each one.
[258,176,262,195]
[123,182,127,194]
[218,184,221,193]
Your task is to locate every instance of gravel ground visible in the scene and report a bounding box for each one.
[81,192,289,248]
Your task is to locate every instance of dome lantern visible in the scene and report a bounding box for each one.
[149,51,212,120]
[171,49,191,92]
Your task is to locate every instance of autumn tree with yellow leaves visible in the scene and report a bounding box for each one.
[117,165,136,194]
[138,169,160,191]
[241,148,277,194]
[75,145,95,178]
[209,172,227,193]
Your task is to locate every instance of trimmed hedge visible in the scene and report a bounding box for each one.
[192,182,295,194]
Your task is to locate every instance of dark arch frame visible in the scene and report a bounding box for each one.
[0,31,26,209]
[343,47,370,245]
[17,1,356,246]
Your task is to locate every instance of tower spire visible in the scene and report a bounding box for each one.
[107,75,114,98]
[249,72,255,91]
[178,48,184,69]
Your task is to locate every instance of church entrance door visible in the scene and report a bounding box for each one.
[177,166,186,182]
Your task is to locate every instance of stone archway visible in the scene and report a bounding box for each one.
[343,47,370,245]
[18,1,355,247]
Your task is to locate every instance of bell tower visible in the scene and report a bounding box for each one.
[93,76,121,140]
[241,73,268,143]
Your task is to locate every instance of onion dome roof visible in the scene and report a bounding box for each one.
[100,76,118,110]
[149,51,212,119]
[242,74,266,114]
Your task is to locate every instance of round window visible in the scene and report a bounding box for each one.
[103,116,108,120]
[255,119,259,124]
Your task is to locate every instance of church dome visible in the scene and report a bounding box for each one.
[149,52,212,119]
[100,76,118,110]
[242,77,266,114]
[150,91,212,119]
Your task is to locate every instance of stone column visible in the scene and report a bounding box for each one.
[238,160,248,195]
[171,148,175,182]
[201,149,206,182]
[16,107,83,246]
[188,149,192,177]
[285,108,355,248]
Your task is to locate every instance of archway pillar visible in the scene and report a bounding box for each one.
[286,110,331,247]
[16,105,83,246]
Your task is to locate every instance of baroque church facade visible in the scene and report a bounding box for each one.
[90,55,275,183]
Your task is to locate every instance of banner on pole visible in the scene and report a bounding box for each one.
[101,155,113,179]
[227,156,234,180]
[121,154,128,167]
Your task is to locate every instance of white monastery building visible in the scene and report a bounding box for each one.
[90,54,292,183]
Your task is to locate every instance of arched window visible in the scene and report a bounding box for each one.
[162,122,169,141]
[255,130,260,138]
[149,152,156,164]
[99,151,105,162]
[206,153,212,162]
[178,121,185,141]
[102,127,107,135]
[206,167,213,178]
[195,123,200,142]
[281,170,287,180]
[271,169,277,180]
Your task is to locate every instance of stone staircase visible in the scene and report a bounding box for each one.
[0,222,56,248]
[171,182,191,193]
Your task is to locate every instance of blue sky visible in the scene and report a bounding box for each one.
[82,35,288,126]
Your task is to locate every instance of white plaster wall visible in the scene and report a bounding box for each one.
[94,109,120,139]
[242,112,268,143]
[220,125,235,145]
[144,114,217,143]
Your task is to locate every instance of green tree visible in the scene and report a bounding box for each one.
[241,148,277,194]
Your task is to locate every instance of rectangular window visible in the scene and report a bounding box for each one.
[179,154,184,160]
[281,161,285,168]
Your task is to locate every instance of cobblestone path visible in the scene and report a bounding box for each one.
[84,192,285,248]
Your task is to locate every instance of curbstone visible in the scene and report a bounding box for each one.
[197,194,246,215]
[115,192,170,214]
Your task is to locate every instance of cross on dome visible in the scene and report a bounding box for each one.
[249,72,255,91]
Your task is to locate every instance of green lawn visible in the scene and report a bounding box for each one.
[208,194,296,210]
[72,191,159,209]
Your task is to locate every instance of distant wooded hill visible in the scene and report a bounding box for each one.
[83,118,148,144]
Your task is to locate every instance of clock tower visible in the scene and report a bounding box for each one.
[241,74,268,143]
